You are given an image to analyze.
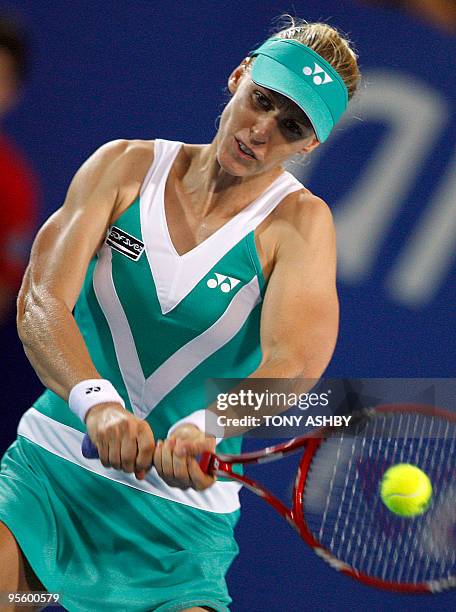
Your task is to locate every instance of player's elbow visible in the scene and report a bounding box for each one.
[16,285,37,347]
[260,350,332,380]
[16,279,50,348]
[303,326,339,379]
[16,270,31,341]
[282,347,336,380]
[273,320,339,379]
[301,343,337,379]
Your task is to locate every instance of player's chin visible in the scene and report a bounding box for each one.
[217,149,258,177]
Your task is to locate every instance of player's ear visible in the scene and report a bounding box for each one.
[299,133,320,155]
[228,58,251,94]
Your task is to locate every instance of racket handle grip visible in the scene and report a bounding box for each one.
[199,451,215,474]
[82,434,99,459]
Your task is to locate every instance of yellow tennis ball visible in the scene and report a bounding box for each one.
[380,463,432,517]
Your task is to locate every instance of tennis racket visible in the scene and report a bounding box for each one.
[198,403,456,593]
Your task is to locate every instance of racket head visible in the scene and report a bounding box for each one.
[294,403,456,593]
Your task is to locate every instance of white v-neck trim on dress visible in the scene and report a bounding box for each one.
[139,139,304,315]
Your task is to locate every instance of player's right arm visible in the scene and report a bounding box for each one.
[17,139,155,478]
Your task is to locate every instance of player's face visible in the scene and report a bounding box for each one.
[215,65,319,177]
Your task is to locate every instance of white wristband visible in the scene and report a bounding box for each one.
[167,409,224,444]
[68,379,125,423]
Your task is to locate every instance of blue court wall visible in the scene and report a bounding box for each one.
[1,1,455,611]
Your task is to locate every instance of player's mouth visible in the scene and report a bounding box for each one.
[235,137,257,160]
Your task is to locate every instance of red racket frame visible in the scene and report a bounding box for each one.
[200,404,456,593]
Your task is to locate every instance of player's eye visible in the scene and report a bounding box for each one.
[253,91,272,110]
[282,119,303,137]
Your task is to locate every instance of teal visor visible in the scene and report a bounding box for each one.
[250,38,349,142]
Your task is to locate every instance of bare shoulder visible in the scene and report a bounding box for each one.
[255,187,335,280]
[264,188,336,265]
[275,188,335,239]
[95,138,154,164]
[70,139,153,192]
[85,139,155,220]
[51,138,157,229]
[113,138,155,173]
[96,138,154,188]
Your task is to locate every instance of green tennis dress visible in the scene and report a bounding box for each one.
[0,139,303,611]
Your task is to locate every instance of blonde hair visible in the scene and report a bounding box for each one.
[271,16,361,100]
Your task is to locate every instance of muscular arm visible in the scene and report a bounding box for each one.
[212,192,339,434]
[17,140,125,398]
[16,139,156,478]
[257,192,338,379]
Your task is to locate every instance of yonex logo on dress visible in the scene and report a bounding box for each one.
[207,273,241,293]
[85,386,101,394]
[303,62,333,86]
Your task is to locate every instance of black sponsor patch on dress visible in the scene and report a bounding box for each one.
[105,226,145,261]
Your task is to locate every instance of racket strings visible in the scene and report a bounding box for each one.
[303,412,456,585]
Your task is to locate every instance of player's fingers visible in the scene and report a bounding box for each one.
[187,456,217,491]
[160,438,176,482]
[136,425,155,473]
[153,440,163,476]
[171,439,192,488]
[120,435,137,473]
[98,439,111,468]
[108,439,122,470]
[179,437,216,458]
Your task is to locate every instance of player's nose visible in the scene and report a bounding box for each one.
[250,115,276,145]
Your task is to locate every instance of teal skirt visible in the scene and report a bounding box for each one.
[0,436,239,612]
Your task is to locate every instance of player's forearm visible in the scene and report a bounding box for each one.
[17,291,100,400]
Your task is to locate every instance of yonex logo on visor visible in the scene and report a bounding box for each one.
[249,38,349,142]
[303,63,333,86]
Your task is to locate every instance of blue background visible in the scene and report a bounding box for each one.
[1,1,455,610]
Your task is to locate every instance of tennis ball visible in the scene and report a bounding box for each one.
[380,463,432,517]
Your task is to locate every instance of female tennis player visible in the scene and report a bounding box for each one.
[0,17,360,612]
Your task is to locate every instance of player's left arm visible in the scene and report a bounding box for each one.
[256,191,339,380]
[154,192,338,491]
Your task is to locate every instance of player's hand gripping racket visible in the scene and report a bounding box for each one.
[199,404,456,593]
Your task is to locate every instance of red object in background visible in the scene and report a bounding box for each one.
[0,134,38,291]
